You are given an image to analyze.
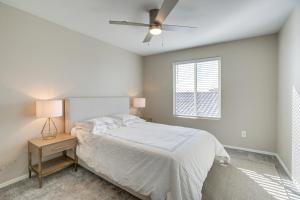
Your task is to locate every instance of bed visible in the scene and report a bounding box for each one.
[65,97,229,200]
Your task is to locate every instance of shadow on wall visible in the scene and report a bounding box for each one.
[292,86,300,188]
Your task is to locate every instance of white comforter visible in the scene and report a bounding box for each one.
[72,122,229,200]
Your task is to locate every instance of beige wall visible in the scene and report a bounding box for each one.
[277,6,300,182]
[2,0,297,187]
[0,3,143,185]
[143,35,278,152]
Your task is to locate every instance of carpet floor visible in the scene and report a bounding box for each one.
[1,148,300,200]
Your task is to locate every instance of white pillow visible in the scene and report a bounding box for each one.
[75,120,108,133]
[97,117,119,130]
[75,116,119,134]
[111,114,145,126]
[75,121,94,131]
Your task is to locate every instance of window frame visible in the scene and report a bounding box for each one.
[172,56,222,120]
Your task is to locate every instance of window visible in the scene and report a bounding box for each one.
[173,57,221,119]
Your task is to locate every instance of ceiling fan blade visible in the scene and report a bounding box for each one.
[162,24,198,31]
[109,20,150,27]
[143,32,153,43]
[155,0,179,24]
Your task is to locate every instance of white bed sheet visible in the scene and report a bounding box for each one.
[72,122,229,200]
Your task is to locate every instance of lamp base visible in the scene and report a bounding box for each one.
[42,135,57,140]
[41,118,58,140]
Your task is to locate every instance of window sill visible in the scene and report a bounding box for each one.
[173,115,221,120]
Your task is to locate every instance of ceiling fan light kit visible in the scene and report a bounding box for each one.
[150,24,162,35]
[109,0,198,43]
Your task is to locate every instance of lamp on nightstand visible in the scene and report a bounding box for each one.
[36,100,63,139]
[133,98,146,117]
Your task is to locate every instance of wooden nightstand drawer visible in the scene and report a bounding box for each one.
[43,139,76,156]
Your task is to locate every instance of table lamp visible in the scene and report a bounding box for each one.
[36,100,63,139]
[133,98,146,117]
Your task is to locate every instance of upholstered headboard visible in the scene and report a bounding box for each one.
[64,97,129,133]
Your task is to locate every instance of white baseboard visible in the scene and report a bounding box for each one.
[224,144,294,180]
[275,154,300,192]
[0,174,28,189]
[274,154,292,179]
[223,144,277,156]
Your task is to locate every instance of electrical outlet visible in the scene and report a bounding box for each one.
[241,130,247,138]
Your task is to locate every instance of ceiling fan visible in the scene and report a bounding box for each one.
[109,0,198,43]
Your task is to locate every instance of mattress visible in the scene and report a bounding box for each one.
[72,122,229,200]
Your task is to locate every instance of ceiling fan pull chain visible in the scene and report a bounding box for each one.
[161,32,164,47]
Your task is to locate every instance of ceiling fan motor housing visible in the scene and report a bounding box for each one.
[149,9,160,25]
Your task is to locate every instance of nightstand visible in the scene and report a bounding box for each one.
[141,117,152,122]
[28,133,78,188]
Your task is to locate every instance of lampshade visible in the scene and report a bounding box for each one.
[133,98,146,108]
[36,100,63,118]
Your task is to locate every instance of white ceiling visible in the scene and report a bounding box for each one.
[1,0,299,56]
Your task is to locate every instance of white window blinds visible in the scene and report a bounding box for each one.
[173,57,221,119]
